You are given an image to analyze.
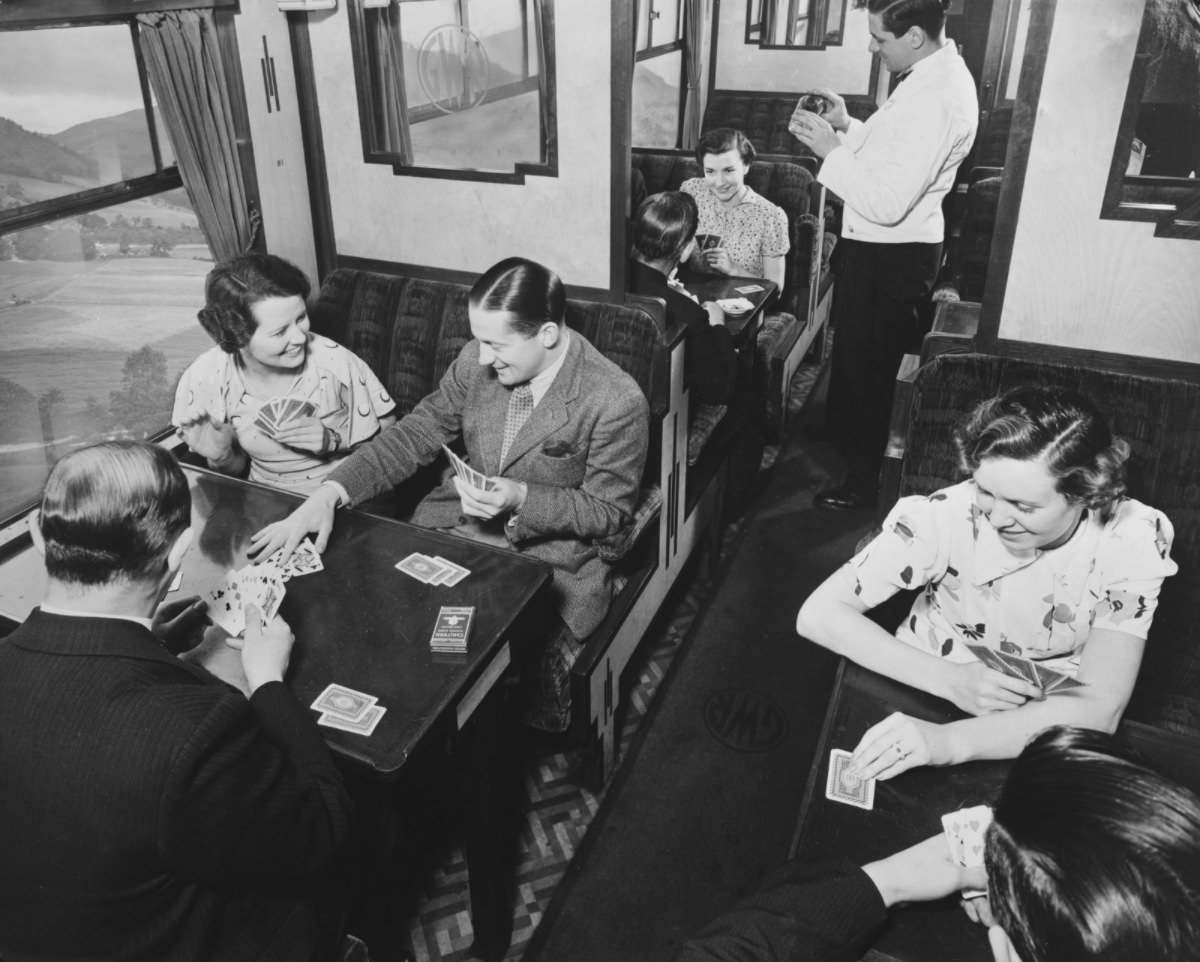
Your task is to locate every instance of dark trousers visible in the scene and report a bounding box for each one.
[825,238,941,493]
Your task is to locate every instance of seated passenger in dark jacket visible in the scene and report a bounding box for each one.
[629,190,739,406]
[0,441,354,962]
[675,726,1200,962]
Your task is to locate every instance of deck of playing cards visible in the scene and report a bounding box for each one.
[311,683,386,736]
[204,563,286,636]
[429,606,474,653]
[967,644,1084,694]
[442,443,497,492]
[395,552,470,586]
[942,804,993,898]
[825,748,875,810]
[253,397,316,438]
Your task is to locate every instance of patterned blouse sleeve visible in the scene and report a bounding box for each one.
[762,201,791,258]
[845,492,954,608]
[340,348,396,446]
[1090,502,1179,639]
[172,350,225,427]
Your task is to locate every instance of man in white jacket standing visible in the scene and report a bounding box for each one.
[791,0,977,511]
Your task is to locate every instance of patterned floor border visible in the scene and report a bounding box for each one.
[404,357,828,962]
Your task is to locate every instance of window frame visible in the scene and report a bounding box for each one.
[632,0,687,150]
[0,0,237,545]
[746,0,848,50]
[346,0,559,185]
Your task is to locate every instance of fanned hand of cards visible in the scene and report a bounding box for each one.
[311,683,386,736]
[395,552,470,586]
[825,748,875,810]
[942,804,992,898]
[204,563,286,637]
[967,644,1084,694]
[442,443,497,492]
[254,397,316,439]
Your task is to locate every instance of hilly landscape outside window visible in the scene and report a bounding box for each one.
[0,20,212,524]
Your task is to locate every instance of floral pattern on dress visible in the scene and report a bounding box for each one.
[846,481,1178,674]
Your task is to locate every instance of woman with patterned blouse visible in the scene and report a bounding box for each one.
[174,253,395,495]
[796,386,1177,780]
[681,128,790,292]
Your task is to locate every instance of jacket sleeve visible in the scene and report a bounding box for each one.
[157,681,353,887]
[672,858,887,962]
[329,342,478,506]
[510,385,649,544]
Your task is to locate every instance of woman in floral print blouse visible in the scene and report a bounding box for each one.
[796,386,1177,781]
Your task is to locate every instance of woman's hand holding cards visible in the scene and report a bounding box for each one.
[270,414,327,455]
[702,248,736,275]
[944,659,1044,716]
[250,484,339,562]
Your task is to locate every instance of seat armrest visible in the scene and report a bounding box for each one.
[921,300,980,364]
[877,353,921,525]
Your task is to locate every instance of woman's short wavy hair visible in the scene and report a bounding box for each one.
[986,726,1200,962]
[953,385,1129,520]
[695,127,756,168]
[39,441,191,586]
[198,252,311,355]
[631,191,699,264]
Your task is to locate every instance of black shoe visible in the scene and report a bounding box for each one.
[803,423,837,445]
[815,483,876,511]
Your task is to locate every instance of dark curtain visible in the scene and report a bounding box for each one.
[369,2,413,162]
[681,0,703,149]
[137,10,251,263]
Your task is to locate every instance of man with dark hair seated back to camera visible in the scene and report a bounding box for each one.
[674,725,1200,962]
[0,441,355,962]
[252,256,650,732]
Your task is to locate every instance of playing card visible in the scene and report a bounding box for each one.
[204,568,249,636]
[967,644,1011,675]
[994,650,1043,686]
[825,748,874,810]
[318,704,386,735]
[442,444,497,492]
[734,284,766,294]
[430,606,474,651]
[168,570,183,593]
[238,562,286,623]
[396,552,448,584]
[1034,663,1085,693]
[432,556,470,587]
[311,683,378,722]
[270,538,324,580]
[942,804,993,898]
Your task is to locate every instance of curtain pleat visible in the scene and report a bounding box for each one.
[681,0,704,150]
[137,10,250,263]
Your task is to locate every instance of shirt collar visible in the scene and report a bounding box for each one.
[528,330,570,407]
[39,601,154,632]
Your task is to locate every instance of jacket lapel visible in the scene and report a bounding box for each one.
[499,334,582,475]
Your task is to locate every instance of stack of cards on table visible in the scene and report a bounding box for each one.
[442,443,496,492]
[311,683,385,735]
[429,606,474,654]
[825,748,875,810]
[204,563,286,636]
[734,283,766,295]
[942,804,992,898]
[253,397,316,439]
[395,552,470,586]
[967,644,1084,694]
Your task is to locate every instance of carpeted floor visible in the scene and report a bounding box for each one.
[399,346,873,962]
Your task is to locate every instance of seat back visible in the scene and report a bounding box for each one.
[897,352,1200,738]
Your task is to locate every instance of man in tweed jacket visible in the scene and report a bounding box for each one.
[252,258,650,728]
[0,441,353,962]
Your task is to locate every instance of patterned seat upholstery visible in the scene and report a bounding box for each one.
[894,352,1200,739]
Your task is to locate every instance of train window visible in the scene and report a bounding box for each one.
[1102,0,1200,239]
[347,0,557,183]
[747,0,849,48]
[0,14,214,527]
[632,0,686,148]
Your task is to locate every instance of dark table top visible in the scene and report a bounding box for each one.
[676,271,777,345]
[792,660,1200,962]
[178,466,551,780]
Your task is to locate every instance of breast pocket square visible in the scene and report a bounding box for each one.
[542,441,577,458]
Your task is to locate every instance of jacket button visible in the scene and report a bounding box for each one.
[458,515,468,525]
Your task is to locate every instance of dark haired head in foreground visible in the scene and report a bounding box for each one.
[676,725,1200,962]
